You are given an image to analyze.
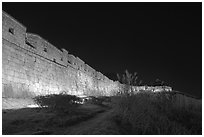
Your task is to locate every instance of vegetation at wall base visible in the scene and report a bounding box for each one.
[33,93,81,115]
[2,101,107,135]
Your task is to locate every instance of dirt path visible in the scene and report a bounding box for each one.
[3,103,120,135]
[58,109,120,135]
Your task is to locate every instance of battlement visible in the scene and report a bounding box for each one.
[2,11,118,98]
[2,11,26,47]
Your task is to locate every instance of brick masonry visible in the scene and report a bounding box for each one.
[2,11,120,98]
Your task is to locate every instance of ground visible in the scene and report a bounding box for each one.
[2,95,201,135]
[2,99,119,135]
[61,109,119,135]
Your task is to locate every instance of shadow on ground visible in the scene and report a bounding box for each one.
[2,102,116,135]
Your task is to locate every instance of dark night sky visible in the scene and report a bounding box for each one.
[2,2,202,98]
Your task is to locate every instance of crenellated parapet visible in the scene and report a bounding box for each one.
[2,11,26,48]
[2,11,120,98]
[25,33,68,66]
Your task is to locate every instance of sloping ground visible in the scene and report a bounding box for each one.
[59,109,119,135]
[3,92,201,135]
[2,102,117,135]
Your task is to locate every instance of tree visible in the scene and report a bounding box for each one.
[117,70,142,95]
[117,70,142,86]
[153,79,165,86]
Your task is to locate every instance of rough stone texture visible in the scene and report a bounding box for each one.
[3,11,200,112]
[2,11,119,98]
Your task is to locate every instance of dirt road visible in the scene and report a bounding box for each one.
[3,102,120,135]
[59,109,119,135]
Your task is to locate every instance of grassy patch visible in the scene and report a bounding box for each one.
[33,93,81,115]
[85,96,111,107]
[3,94,108,135]
[111,92,202,135]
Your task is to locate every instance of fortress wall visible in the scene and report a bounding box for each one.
[2,11,26,48]
[2,11,119,98]
[2,38,79,97]
[3,11,200,108]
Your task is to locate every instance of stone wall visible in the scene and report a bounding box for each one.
[3,11,200,111]
[2,11,119,98]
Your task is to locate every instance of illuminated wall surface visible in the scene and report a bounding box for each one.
[2,11,201,112]
[2,11,120,98]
